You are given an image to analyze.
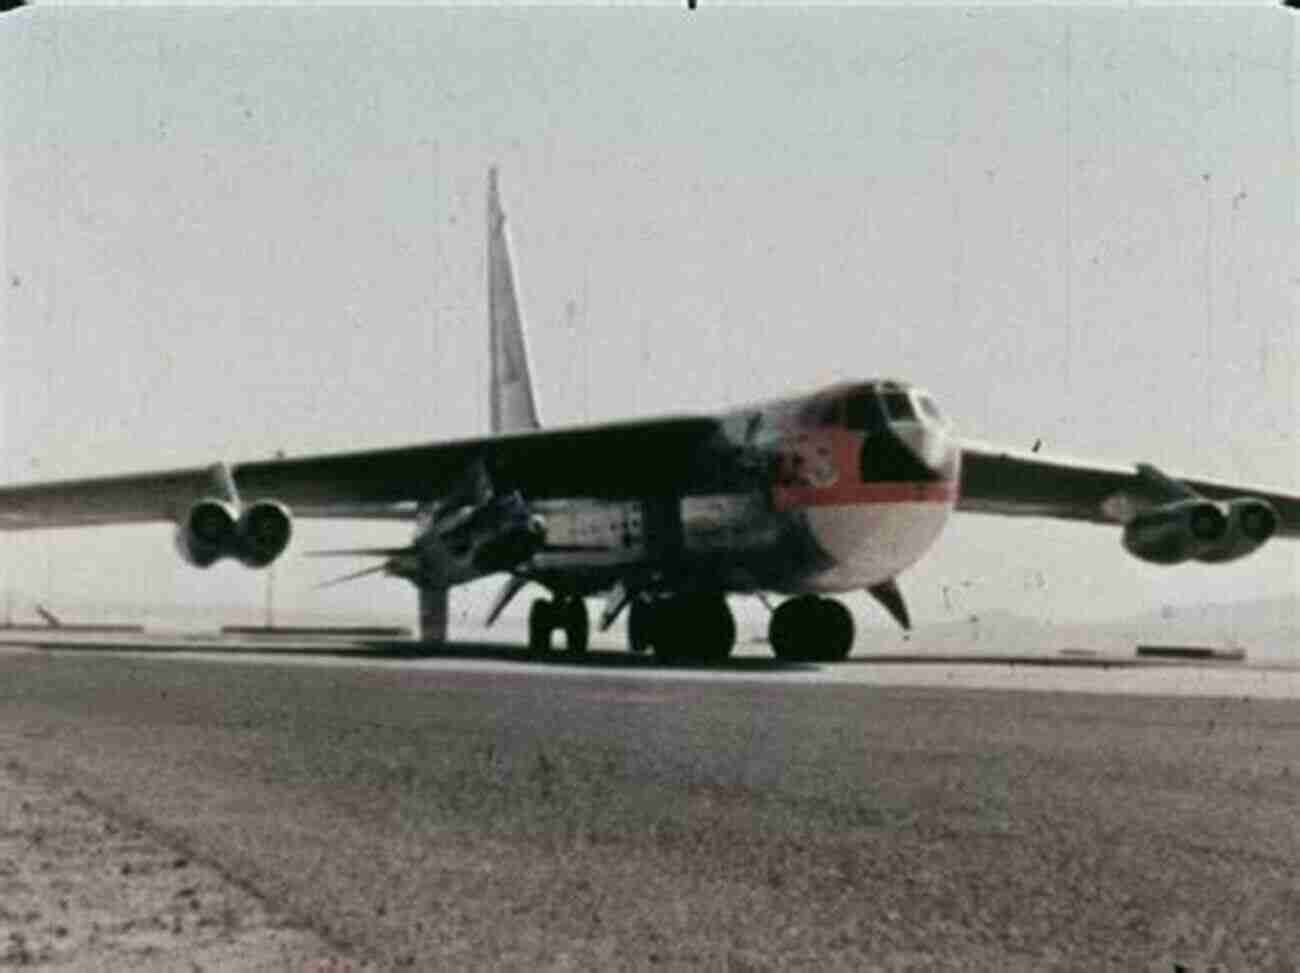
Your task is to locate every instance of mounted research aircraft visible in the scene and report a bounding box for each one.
[2,169,1297,663]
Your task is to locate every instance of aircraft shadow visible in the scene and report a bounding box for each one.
[269,642,1158,672]
[12,634,814,674]
[842,653,1160,669]
[341,639,814,673]
[9,634,1189,672]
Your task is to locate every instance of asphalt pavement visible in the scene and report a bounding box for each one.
[0,643,1297,969]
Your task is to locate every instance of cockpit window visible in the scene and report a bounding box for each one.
[918,395,942,422]
[843,392,887,433]
[883,391,915,421]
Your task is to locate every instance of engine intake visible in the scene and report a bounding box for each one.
[1122,499,1226,565]
[175,499,239,568]
[175,498,293,569]
[235,501,293,568]
[1192,498,1277,564]
[1123,497,1276,566]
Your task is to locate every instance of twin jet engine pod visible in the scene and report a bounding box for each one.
[174,499,293,569]
[1193,497,1278,564]
[174,499,238,568]
[1122,497,1277,566]
[234,500,294,568]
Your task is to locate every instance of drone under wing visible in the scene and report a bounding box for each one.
[0,415,721,532]
[958,443,1300,541]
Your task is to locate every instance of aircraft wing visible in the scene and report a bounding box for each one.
[0,415,721,531]
[958,443,1300,539]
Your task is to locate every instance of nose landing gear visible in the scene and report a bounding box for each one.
[769,595,855,662]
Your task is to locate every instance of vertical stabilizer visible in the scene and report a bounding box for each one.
[487,168,542,434]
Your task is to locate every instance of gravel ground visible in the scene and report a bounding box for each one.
[0,648,1297,970]
[0,755,357,970]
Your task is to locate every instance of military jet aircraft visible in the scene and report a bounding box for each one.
[1,170,1296,663]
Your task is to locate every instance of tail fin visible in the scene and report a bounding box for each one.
[487,168,542,434]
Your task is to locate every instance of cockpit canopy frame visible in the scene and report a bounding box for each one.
[799,380,946,433]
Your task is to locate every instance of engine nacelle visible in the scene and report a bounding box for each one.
[175,499,239,568]
[1193,498,1277,564]
[175,498,293,569]
[1122,499,1227,565]
[235,500,293,568]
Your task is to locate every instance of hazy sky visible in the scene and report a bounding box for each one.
[1,5,1296,632]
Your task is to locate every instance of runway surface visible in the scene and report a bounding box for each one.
[1,636,1298,968]
[4,627,1300,700]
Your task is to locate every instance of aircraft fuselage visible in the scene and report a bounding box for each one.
[523,378,959,598]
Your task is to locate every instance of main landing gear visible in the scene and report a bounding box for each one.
[768,595,855,663]
[627,594,736,665]
[526,591,852,664]
[528,596,589,656]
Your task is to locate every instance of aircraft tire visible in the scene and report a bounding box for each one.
[770,596,855,662]
[769,596,810,661]
[650,597,693,665]
[815,598,855,662]
[694,594,737,664]
[627,599,654,654]
[650,599,686,665]
[560,597,589,655]
[528,598,554,656]
[651,594,735,665]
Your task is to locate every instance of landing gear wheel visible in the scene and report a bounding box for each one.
[651,598,688,665]
[627,599,654,654]
[651,594,736,666]
[693,595,737,664]
[769,595,855,662]
[769,596,812,662]
[816,598,855,662]
[559,597,589,656]
[528,598,554,656]
[529,597,588,657]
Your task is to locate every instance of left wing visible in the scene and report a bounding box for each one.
[0,415,721,531]
[958,443,1300,539]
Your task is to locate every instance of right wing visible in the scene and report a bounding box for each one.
[957,442,1300,539]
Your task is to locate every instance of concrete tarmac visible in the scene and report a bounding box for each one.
[0,639,1298,968]
[4,627,1299,700]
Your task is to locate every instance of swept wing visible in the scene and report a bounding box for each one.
[0,415,721,531]
[958,442,1300,538]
